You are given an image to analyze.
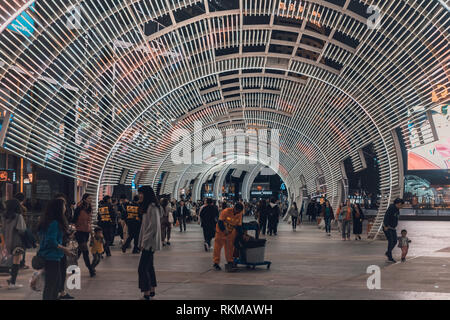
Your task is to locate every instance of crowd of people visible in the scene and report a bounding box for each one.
[0,188,410,300]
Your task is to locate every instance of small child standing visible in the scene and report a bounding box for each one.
[90,227,105,272]
[398,229,412,262]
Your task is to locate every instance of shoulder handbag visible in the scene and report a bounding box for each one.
[32,231,45,270]
[168,211,174,224]
[32,254,45,270]
[15,214,27,233]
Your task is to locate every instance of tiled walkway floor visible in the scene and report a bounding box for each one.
[2,219,450,300]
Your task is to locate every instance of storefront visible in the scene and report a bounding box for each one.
[0,149,75,212]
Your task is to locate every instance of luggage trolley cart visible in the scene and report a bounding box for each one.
[233,222,271,270]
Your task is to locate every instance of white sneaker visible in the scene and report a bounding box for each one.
[8,283,23,290]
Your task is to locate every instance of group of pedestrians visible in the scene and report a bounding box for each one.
[335,200,365,240]
[1,188,412,300]
[255,198,282,236]
[303,197,411,263]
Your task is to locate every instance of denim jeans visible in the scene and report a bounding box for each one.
[325,217,332,233]
[384,228,397,259]
[91,253,101,269]
[291,217,298,229]
[341,220,351,238]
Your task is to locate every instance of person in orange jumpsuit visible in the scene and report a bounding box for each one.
[212,202,244,271]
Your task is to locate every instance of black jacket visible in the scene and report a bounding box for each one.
[383,204,399,229]
[118,202,129,220]
[176,206,190,219]
[200,205,219,228]
[267,204,280,219]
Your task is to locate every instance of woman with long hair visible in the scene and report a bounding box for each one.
[353,203,365,240]
[323,200,335,236]
[1,199,26,289]
[137,186,161,300]
[73,193,95,277]
[37,199,73,300]
[287,202,299,231]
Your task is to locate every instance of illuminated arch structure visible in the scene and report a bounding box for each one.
[0,0,448,239]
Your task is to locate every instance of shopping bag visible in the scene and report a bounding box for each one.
[175,219,180,227]
[318,218,325,229]
[0,247,12,273]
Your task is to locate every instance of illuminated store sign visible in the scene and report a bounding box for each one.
[251,191,273,195]
[0,169,16,183]
[7,2,35,37]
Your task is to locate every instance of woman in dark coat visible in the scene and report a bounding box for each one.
[199,198,219,251]
[352,203,365,240]
[256,200,268,235]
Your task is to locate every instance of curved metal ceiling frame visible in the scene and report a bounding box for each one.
[0,1,448,240]
[0,2,446,178]
[0,1,442,188]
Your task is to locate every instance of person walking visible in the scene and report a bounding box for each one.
[97,196,116,256]
[383,198,404,263]
[267,198,281,236]
[339,200,353,241]
[323,200,334,236]
[118,195,129,248]
[54,193,74,300]
[335,203,343,234]
[298,200,304,225]
[200,198,219,251]
[170,199,178,227]
[353,203,365,240]
[306,199,315,222]
[212,202,244,271]
[287,202,299,231]
[90,227,105,271]
[13,193,29,270]
[37,199,74,300]
[137,186,161,300]
[160,198,172,246]
[122,195,141,253]
[176,200,189,232]
[73,194,95,277]
[1,199,26,289]
[256,200,268,235]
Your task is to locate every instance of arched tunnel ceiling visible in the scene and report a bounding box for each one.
[0,0,448,215]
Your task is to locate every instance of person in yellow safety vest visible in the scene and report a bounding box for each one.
[97,196,116,257]
[121,195,141,254]
[212,202,244,272]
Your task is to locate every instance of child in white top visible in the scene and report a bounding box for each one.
[398,229,411,262]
